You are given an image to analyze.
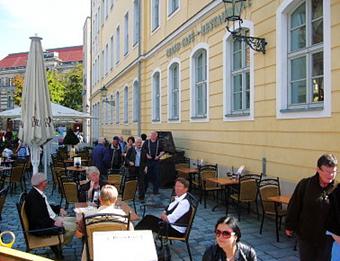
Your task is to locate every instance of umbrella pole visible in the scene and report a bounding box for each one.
[30,144,40,175]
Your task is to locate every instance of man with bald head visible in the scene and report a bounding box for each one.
[142,131,165,195]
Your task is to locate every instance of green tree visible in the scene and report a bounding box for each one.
[61,64,83,111]
[47,70,65,103]
[13,75,24,105]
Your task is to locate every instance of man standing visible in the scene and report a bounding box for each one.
[125,137,147,200]
[110,136,123,172]
[285,154,337,261]
[92,137,110,180]
[25,173,76,257]
[142,131,164,195]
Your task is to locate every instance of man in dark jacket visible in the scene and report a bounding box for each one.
[125,137,147,200]
[25,173,76,245]
[92,137,110,180]
[285,154,337,261]
[109,136,123,172]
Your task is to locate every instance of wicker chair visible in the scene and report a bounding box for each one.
[9,165,26,194]
[83,212,130,261]
[258,177,287,235]
[0,186,9,220]
[230,173,262,220]
[121,179,138,213]
[198,164,222,208]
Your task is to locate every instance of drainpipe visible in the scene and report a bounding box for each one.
[137,0,142,136]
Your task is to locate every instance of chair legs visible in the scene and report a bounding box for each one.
[186,241,192,261]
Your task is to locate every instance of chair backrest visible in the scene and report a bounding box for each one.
[258,177,281,213]
[108,174,123,192]
[61,176,79,203]
[11,166,24,183]
[121,179,137,201]
[199,164,218,188]
[0,186,9,216]
[83,212,130,261]
[16,192,31,248]
[238,173,262,201]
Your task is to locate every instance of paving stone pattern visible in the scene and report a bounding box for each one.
[0,171,299,261]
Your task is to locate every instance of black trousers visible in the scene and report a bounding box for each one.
[135,215,184,238]
[298,235,333,261]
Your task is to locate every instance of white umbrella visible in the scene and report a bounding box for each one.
[0,103,93,120]
[18,36,54,175]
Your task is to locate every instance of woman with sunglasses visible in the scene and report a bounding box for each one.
[202,216,257,261]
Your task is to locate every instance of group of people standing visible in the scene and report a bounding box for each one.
[92,131,164,200]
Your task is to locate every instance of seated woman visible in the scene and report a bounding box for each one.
[78,166,106,203]
[202,216,257,261]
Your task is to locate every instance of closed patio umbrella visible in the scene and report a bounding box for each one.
[18,36,54,175]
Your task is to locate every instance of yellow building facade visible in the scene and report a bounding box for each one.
[88,0,340,188]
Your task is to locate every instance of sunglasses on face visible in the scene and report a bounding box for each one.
[215,229,235,238]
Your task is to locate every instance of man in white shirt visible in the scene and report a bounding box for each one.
[135,178,191,237]
[25,173,76,248]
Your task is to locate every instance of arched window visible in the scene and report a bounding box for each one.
[168,61,180,121]
[152,71,161,122]
[133,80,139,122]
[116,91,120,124]
[124,86,129,123]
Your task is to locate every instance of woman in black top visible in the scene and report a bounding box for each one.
[202,216,257,261]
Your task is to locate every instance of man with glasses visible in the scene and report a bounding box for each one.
[285,154,338,261]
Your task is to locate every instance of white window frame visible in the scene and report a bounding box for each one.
[223,20,254,121]
[151,0,160,33]
[115,25,120,64]
[116,91,120,124]
[133,0,140,46]
[110,94,114,123]
[151,69,161,123]
[124,86,129,124]
[167,58,181,123]
[276,0,331,119]
[190,43,209,122]
[110,35,114,70]
[167,0,180,18]
[132,79,139,122]
[124,12,129,56]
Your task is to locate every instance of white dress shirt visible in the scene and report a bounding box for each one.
[166,193,190,233]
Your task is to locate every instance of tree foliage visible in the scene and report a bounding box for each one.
[47,70,65,104]
[61,64,83,111]
[13,75,24,106]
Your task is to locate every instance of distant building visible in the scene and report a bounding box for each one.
[0,45,83,112]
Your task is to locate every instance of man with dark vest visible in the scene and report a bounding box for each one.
[135,178,191,237]
[142,131,164,194]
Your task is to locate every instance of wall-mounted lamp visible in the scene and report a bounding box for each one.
[223,0,267,54]
[100,86,108,98]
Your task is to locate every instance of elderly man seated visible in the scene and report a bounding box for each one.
[135,177,191,237]
[79,166,107,203]
[25,173,77,257]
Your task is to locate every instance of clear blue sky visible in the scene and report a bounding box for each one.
[0,0,90,60]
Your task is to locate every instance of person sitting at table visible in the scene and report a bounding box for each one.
[202,216,257,261]
[25,173,76,257]
[79,166,107,203]
[135,177,191,237]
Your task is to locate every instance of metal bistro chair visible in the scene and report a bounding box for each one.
[158,193,199,261]
[60,176,79,209]
[198,164,222,208]
[258,177,287,235]
[229,173,262,220]
[83,212,130,261]
[9,165,26,194]
[121,178,138,213]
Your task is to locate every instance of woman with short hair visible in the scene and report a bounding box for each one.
[202,216,257,261]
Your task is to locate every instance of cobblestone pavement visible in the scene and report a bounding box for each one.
[0,171,299,261]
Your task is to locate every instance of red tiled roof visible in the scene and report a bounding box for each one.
[0,45,83,69]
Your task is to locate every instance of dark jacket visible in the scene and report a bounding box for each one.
[92,143,110,176]
[326,184,340,236]
[125,146,146,169]
[109,144,123,170]
[202,242,257,261]
[78,180,107,202]
[25,188,62,236]
[285,173,336,245]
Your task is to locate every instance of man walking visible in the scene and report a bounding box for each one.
[285,154,337,261]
